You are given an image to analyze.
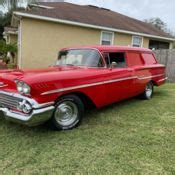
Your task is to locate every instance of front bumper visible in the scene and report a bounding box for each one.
[0,106,54,126]
[0,91,54,126]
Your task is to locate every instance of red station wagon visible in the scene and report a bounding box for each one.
[0,46,166,130]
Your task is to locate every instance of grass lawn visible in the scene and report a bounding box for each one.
[0,83,174,174]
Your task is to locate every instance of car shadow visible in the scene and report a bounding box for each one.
[84,90,167,120]
[84,97,137,119]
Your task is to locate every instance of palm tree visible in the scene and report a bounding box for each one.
[0,0,36,24]
[0,0,35,13]
[0,0,36,38]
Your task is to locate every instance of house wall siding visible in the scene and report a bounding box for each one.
[21,18,101,68]
[143,37,149,48]
[169,42,173,49]
[20,18,150,69]
[114,33,132,46]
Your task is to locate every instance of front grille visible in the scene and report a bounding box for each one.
[0,93,23,109]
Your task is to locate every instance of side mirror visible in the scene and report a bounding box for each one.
[111,62,117,69]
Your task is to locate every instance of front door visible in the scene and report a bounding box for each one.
[102,52,135,105]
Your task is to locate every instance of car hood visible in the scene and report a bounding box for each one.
[0,66,103,93]
[0,66,81,81]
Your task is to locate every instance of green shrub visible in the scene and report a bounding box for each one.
[0,40,17,56]
[0,40,17,68]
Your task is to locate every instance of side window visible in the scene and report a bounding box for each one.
[103,52,127,68]
[127,52,144,67]
[142,53,157,65]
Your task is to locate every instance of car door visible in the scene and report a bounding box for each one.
[126,51,146,95]
[102,52,136,105]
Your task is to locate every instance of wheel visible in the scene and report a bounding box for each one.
[141,82,154,100]
[49,95,84,130]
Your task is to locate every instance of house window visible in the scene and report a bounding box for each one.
[101,31,114,45]
[132,36,143,47]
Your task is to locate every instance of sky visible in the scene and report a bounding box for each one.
[66,0,175,34]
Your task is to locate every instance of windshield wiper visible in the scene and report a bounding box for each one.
[55,64,80,67]
[65,64,75,66]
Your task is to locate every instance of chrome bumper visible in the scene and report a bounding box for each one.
[0,91,54,126]
[0,106,54,126]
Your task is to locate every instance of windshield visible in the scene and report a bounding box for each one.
[55,49,104,67]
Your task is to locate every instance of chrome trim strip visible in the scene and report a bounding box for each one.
[33,102,55,109]
[42,74,165,96]
[157,77,168,83]
[0,84,8,88]
[138,74,165,80]
[42,76,138,95]
[0,82,8,88]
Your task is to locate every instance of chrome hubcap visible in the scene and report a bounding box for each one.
[146,84,153,98]
[55,101,78,126]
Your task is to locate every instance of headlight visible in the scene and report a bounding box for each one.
[16,81,31,95]
[17,81,24,93]
[23,83,30,94]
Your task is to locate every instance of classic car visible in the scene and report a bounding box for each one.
[0,46,166,130]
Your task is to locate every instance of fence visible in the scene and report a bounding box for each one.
[154,49,175,82]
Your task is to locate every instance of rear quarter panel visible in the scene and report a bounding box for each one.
[126,51,166,94]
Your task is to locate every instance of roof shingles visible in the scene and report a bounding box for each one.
[19,2,173,39]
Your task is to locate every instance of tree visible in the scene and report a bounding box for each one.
[0,0,37,24]
[144,17,167,31]
[0,11,3,16]
[144,17,174,36]
[0,0,36,37]
[0,0,34,13]
[0,11,5,39]
[0,40,17,68]
[0,13,11,26]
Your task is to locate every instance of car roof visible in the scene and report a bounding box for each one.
[61,45,152,53]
